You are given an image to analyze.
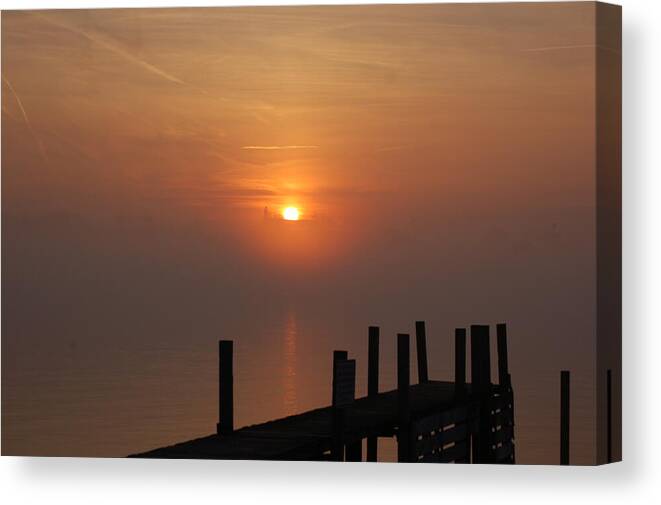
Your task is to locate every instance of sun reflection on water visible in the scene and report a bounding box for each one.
[283,310,298,415]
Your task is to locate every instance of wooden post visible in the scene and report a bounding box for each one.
[344,353,361,462]
[607,369,612,463]
[497,328,516,464]
[345,439,362,462]
[367,326,379,462]
[415,321,429,384]
[496,323,510,388]
[397,334,410,399]
[397,333,411,462]
[454,328,466,397]
[560,370,570,465]
[333,350,348,369]
[331,350,350,461]
[368,327,380,397]
[508,372,516,464]
[331,408,345,462]
[217,340,234,435]
[470,325,492,463]
[332,350,348,404]
[470,325,491,390]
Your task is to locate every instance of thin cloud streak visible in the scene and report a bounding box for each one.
[35,13,187,86]
[2,74,49,162]
[2,75,30,125]
[522,44,595,52]
[241,145,319,150]
[522,43,620,55]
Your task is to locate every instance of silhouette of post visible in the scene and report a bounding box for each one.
[217,340,234,435]
[470,325,492,463]
[607,369,612,463]
[367,326,380,462]
[560,370,570,465]
[397,333,411,462]
[331,410,345,462]
[415,321,429,384]
[331,350,349,462]
[345,439,361,462]
[496,325,514,463]
[332,350,348,402]
[496,323,516,465]
[337,351,360,463]
[507,371,516,464]
[455,328,467,397]
[368,327,380,397]
[496,323,510,387]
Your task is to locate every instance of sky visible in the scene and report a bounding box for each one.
[2,2,597,290]
[2,3,609,462]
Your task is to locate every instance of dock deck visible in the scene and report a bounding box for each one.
[130,323,517,463]
[131,381,466,460]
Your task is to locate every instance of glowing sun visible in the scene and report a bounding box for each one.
[282,207,300,221]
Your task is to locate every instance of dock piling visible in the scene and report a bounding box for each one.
[368,327,380,397]
[331,350,349,408]
[367,326,380,462]
[333,350,348,368]
[397,333,411,462]
[607,369,612,463]
[341,355,360,461]
[331,351,357,462]
[560,370,570,465]
[415,321,429,384]
[331,408,345,461]
[345,438,362,462]
[496,323,510,387]
[470,325,492,463]
[454,328,466,397]
[470,325,491,390]
[217,340,234,435]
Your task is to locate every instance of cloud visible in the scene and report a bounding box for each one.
[2,75,30,124]
[376,145,409,153]
[35,13,187,86]
[522,44,620,55]
[522,44,596,52]
[2,74,49,162]
[241,145,319,150]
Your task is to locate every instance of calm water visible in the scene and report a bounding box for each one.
[2,308,596,464]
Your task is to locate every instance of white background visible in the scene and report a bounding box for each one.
[0,0,658,503]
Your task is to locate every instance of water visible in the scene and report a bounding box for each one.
[2,308,596,464]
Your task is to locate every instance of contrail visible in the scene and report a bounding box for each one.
[32,13,288,119]
[2,74,49,162]
[241,145,319,150]
[2,75,30,125]
[522,44,595,52]
[522,44,620,55]
[35,13,186,86]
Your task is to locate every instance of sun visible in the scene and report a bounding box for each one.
[282,207,300,221]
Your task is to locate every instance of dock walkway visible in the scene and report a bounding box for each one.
[131,381,464,460]
[130,323,515,463]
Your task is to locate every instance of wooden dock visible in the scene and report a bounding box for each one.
[130,323,516,463]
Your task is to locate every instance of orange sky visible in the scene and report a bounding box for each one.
[3,3,598,269]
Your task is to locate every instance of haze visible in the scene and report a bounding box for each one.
[2,3,601,463]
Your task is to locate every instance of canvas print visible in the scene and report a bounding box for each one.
[1,2,621,464]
